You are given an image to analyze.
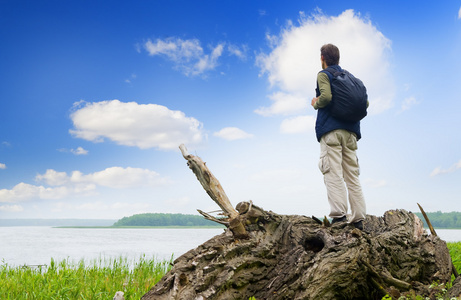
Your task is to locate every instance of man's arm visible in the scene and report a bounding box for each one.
[311,72,332,109]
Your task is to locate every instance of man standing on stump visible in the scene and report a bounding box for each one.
[311,44,367,230]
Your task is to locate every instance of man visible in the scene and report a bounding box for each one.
[311,44,366,230]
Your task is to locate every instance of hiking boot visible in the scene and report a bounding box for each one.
[353,221,363,230]
[331,216,347,224]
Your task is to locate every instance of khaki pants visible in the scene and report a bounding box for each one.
[319,129,366,223]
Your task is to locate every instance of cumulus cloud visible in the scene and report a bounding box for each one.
[36,169,69,186]
[0,204,23,212]
[430,160,461,177]
[57,147,89,155]
[72,147,88,155]
[125,73,137,84]
[0,182,71,203]
[213,127,254,141]
[227,44,248,60]
[70,167,170,189]
[144,37,248,76]
[69,100,205,150]
[0,163,6,169]
[36,167,169,189]
[255,92,308,116]
[144,37,225,76]
[0,167,170,203]
[280,115,316,134]
[256,9,395,128]
[459,6,461,19]
[398,96,419,113]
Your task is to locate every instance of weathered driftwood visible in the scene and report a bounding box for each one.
[142,207,453,299]
[141,146,455,300]
[179,144,237,219]
[179,144,247,239]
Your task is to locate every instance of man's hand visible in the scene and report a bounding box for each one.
[311,97,318,108]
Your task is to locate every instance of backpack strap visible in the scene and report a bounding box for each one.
[324,67,343,77]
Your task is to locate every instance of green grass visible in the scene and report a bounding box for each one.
[448,242,461,273]
[0,255,172,299]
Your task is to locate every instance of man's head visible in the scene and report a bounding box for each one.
[320,44,340,68]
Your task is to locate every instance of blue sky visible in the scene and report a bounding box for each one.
[1,0,460,220]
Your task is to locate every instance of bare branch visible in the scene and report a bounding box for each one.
[197,209,229,226]
[179,144,238,219]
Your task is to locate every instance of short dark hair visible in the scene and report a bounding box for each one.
[320,44,340,66]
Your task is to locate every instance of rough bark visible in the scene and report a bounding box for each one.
[179,144,247,239]
[142,206,453,300]
[141,146,455,299]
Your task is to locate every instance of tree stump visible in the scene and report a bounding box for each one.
[142,206,452,299]
[141,145,454,299]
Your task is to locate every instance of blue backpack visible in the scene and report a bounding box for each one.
[324,67,368,122]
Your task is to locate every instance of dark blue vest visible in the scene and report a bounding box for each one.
[315,65,361,142]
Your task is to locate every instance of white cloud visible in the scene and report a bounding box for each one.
[0,167,170,203]
[36,169,69,186]
[69,100,206,150]
[57,147,89,155]
[125,73,137,84]
[227,44,248,60]
[144,37,225,76]
[36,167,170,189]
[71,147,88,155]
[430,160,461,177]
[145,37,197,58]
[194,43,224,75]
[0,204,23,212]
[214,127,254,141]
[70,167,170,189]
[458,6,461,19]
[255,92,308,116]
[256,9,394,120]
[0,182,72,203]
[280,115,316,134]
[0,163,6,169]
[398,96,418,113]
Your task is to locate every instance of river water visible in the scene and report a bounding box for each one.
[0,227,460,267]
[0,227,224,267]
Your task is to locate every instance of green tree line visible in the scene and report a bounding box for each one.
[414,211,461,229]
[113,211,461,228]
[113,213,222,227]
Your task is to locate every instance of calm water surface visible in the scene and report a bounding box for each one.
[1,227,460,267]
[0,227,224,267]
[433,229,461,242]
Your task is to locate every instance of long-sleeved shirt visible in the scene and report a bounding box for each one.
[313,72,332,110]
